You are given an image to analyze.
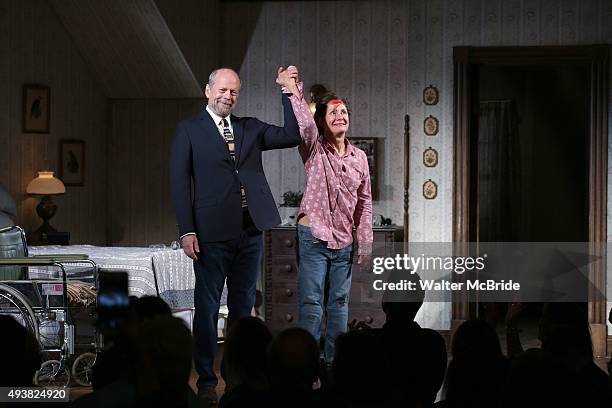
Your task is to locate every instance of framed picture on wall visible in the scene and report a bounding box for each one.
[59,139,85,186]
[424,115,439,136]
[22,84,50,133]
[350,137,379,200]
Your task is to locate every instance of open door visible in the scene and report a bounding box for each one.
[452,45,609,357]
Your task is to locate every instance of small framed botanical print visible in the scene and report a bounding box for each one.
[423,147,438,167]
[59,139,85,186]
[423,179,438,200]
[423,85,439,105]
[23,84,50,133]
[424,115,439,136]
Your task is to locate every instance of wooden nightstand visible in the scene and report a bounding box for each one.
[26,231,70,246]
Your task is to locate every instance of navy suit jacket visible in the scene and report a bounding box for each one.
[170,94,301,242]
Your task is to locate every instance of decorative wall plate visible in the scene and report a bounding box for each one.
[423,85,439,105]
[424,115,439,136]
[423,179,438,200]
[423,147,438,167]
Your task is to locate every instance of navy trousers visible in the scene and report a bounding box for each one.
[192,212,262,392]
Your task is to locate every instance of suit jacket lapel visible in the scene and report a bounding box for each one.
[232,114,244,166]
[198,110,228,157]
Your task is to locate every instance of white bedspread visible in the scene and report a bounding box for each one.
[27,245,227,309]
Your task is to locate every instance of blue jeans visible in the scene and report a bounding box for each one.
[297,224,354,363]
[193,231,262,392]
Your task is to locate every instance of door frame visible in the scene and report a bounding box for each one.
[452,45,609,356]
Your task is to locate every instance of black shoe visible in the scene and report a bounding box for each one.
[198,387,218,406]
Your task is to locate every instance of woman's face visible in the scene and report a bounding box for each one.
[321,100,349,137]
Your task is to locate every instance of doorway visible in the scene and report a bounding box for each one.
[452,45,609,357]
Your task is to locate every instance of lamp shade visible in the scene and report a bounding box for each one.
[26,171,66,195]
[309,102,317,115]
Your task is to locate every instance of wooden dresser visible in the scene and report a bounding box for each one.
[263,225,403,333]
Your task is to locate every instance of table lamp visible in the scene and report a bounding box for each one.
[26,171,66,235]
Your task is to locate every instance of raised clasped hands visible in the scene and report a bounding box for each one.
[276,65,300,96]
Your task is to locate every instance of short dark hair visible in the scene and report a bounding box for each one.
[314,92,351,134]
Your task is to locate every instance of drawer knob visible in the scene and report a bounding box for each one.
[283,264,293,272]
[284,288,293,297]
[283,239,294,248]
[365,315,373,324]
[285,313,294,322]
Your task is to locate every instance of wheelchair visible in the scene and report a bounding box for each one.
[0,225,100,387]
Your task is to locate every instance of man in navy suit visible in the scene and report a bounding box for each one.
[170,67,300,404]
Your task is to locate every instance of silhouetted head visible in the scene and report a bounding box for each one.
[131,296,172,321]
[0,315,41,386]
[267,327,319,391]
[452,319,503,360]
[538,302,592,360]
[224,317,273,391]
[501,348,575,408]
[332,330,383,403]
[135,316,193,403]
[382,271,425,322]
[444,319,508,407]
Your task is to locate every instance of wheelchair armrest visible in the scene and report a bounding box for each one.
[30,254,90,262]
[0,255,90,265]
[0,257,63,265]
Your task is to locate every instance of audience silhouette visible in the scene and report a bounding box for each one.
[265,327,329,407]
[219,316,273,407]
[0,315,41,387]
[436,319,508,408]
[4,287,609,408]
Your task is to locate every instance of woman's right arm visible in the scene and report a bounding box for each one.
[276,67,319,162]
[286,82,319,162]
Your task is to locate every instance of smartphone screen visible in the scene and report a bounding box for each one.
[97,271,129,330]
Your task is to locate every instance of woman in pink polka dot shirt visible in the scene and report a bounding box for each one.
[276,66,373,364]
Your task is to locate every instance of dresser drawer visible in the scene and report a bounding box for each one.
[269,230,297,255]
[270,282,298,304]
[267,256,298,281]
[267,304,299,332]
[264,226,402,332]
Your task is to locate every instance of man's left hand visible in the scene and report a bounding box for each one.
[276,66,300,94]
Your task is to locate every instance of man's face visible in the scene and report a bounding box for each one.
[205,70,241,117]
[321,100,349,137]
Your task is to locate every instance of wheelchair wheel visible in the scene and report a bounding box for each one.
[72,352,96,386]
[34,360,71,387]
[0,283,39,341]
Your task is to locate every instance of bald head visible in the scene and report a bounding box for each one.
[208,68,240,87]
[205,68,241,117]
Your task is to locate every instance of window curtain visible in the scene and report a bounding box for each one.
[477,100,521,242]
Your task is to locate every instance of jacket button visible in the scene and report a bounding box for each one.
[235,170,239,174]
